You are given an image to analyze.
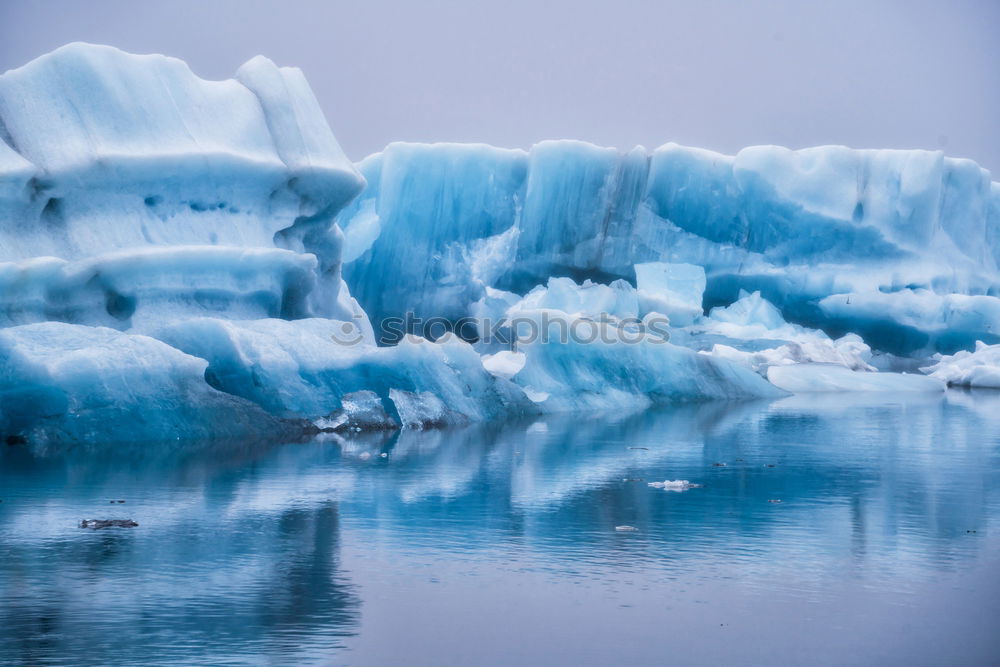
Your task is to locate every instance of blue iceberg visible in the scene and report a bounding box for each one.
[2,43,999,444]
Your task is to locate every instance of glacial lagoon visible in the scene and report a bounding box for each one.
[2,392,999,666]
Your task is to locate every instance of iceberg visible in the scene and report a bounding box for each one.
[2,42,998,445]
[766,364,944,394]
[496,308,785,412]
[921,341,1000,388]
[0,322,306,445]
[504,276,640,322]
[817,289,1000,356]
[153,318,531,427]
[690,290,875,374]
[338,141,1000,356]
[0,42,365,325]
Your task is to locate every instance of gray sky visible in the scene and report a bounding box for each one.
[1,0,997,172]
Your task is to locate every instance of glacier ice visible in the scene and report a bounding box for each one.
[496,308,785,412]
[338,140,1000,356]
[921,342,1000,388]
[0,42,365,325]
[505,276,640,322]
[3,42,1000,445]
[766,364,944,394]
[692,290,876,374]
[0,322,305,445]
[634,262,706,326]
[153,318,530,427]
[0,246,323,330]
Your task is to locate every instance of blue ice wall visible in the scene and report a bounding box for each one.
[339,141,1000,354]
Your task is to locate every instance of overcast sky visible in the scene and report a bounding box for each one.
[1,0,997,171]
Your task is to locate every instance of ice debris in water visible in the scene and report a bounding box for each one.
[648,480,701,491]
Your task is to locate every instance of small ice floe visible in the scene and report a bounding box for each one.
[712,462,727,467]
[80,519,138,529]
[767,499,782,504]
[628,447,650,451]
[380,452,388,458]
[648,480,701,492]
[615,525,639,532]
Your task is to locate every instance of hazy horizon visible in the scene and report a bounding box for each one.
[1,0,998,171]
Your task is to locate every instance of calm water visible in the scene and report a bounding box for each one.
[2,392,999,666]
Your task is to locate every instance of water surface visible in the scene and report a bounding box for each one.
[2,392,999,665]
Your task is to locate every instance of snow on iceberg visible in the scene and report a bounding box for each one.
[921,341,1000,388]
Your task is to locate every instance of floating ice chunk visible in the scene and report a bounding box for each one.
[615,525,639,532]
[388,389,458,429]
[154,318,531,425]
[634,262,706,325]
[920,341,1000,388]
[313,390,397,431]
[706,337,874,375]
[648,480,701,491]
[0,322,300,445]
[766,364,945,393]
[694,291,875,373]
[508,309,785,412]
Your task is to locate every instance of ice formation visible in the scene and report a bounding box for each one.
[690,290,876,375]
[153,319,530,427]
[634,262,706,326]
[0,322,304,444]
[0,42,366,326]
[921,342,1000,388]
[339,141,1000,355]
[2,43,1000,444]
[767,365,944,394]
